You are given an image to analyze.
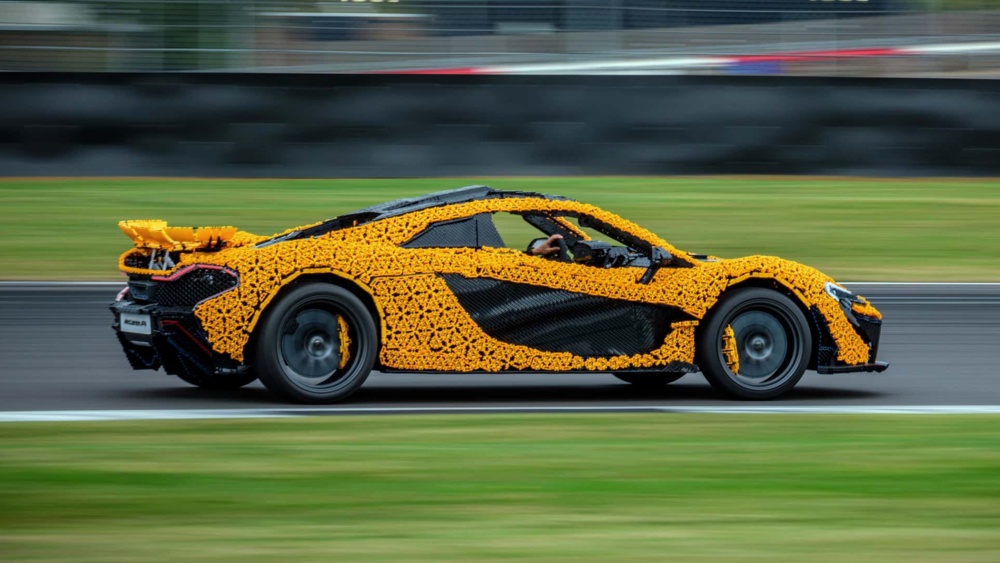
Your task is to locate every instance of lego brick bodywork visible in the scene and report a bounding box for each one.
[115,187,881,374]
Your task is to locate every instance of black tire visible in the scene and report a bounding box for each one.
[613,372,686,387]
[696,287,812,400]
[174,369,257,390]
[253,283,377,403]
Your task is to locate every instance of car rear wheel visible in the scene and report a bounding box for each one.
[613,372,686,387]
[254,283,377,403]
[696,287,812,400]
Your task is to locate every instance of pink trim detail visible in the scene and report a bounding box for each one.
[152,264,232,282]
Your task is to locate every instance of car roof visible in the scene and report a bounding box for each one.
[350,185,568,222]
[258,186,569,246]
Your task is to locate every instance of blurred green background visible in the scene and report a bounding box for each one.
[2,414,999,561]
[1,176,998,280]
[2,177,999,559]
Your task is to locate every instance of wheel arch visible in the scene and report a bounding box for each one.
[704,276,821,370]
[244,271,386,367]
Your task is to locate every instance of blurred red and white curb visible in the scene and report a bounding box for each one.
[384,41,1000,75]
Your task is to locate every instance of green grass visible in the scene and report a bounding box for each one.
[1,177,998,280]
[1,414,998,561]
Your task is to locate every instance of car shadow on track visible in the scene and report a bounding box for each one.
[114,385,279,406]
[349,383,885,404]
[117,380,886,407]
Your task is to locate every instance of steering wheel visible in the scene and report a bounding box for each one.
[556,235,571,262]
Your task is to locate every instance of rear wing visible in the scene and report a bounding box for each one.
[118,220,240,251]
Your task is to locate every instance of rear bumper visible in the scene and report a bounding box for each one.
[111,264,241,376]
[111,299,224,377]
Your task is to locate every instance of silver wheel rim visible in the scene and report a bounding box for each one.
[278,305,351,390]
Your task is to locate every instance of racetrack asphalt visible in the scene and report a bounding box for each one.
[1,283,998,415]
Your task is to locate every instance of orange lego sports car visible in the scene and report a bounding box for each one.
[111,185,887,403]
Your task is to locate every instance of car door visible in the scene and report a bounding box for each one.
[440,211,691,359]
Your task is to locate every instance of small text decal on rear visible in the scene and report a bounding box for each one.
[120,313,152,335]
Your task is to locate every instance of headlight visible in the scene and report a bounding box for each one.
[824,281,865,305]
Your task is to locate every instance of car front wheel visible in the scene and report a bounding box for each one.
[696,287,812,400]
[254,283,377,403]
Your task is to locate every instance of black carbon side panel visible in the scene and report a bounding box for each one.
[441,274,689,357]
[403,213,505,249]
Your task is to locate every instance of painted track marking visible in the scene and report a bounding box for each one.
[3,405,1000,423]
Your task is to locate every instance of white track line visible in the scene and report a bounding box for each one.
[2,405,1000,422]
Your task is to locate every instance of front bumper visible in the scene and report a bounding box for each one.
[812,307,888,374]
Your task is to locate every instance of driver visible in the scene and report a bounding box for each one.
[527,234,564,258]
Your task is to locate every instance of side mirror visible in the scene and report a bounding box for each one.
[639,246,672,284]
[650,246,672,266]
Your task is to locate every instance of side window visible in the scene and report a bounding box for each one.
[401,211,649,265]
[555,213,654,269]
[491,212,550,252]
[402,214,505,249]
[564,216,621,247]
[559,213,652,253]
